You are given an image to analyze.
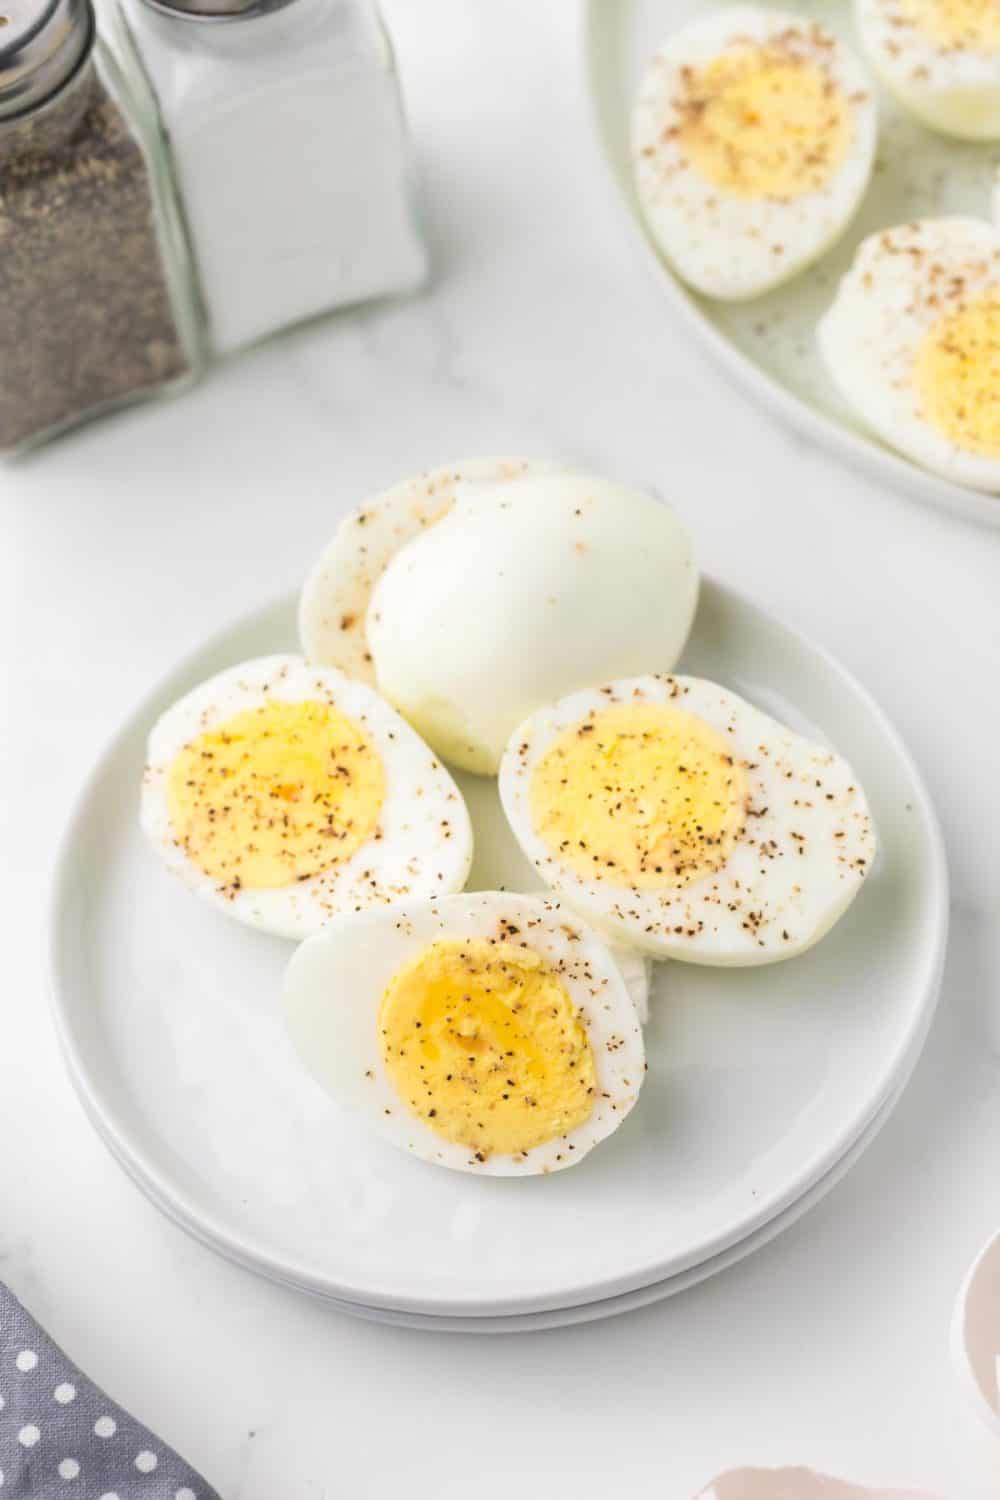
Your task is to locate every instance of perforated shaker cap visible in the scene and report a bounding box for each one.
[138,0,298,21]
[0,0,93,121]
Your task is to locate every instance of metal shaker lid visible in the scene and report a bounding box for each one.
[0,0,93,120]
[138,0,298,21]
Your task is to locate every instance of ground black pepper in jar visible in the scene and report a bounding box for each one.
[0,0,202,453]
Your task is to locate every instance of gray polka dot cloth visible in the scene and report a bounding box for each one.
[0,1283,220,1500]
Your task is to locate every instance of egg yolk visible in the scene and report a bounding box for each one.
[677,41,852,201]
[902,0,1000,53]
[530,702,748,889]
[378,939,595,1160]
[914,288,1000,457]
[166,698,385,889]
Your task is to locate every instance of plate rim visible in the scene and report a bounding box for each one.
[48,581,949,1317]
[577,0,1000,532]
[181,1032,930,1333]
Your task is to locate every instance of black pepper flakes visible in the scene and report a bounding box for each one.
[0,29,198,453]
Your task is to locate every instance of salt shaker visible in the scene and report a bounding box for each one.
[111,0,428,356]
[0,0,202,454]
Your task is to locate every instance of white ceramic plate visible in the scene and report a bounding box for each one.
[50,582,947,1318]
[205,1057,923,1333]
[581,0,1000,529]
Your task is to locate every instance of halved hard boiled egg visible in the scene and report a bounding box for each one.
[298,458,551,682]
[141,655,473,939]
[632,6,878,300]
[498,675,876,966]
[856,0,1000,140]
[818,217,1000,490]
[282,893,646,1175]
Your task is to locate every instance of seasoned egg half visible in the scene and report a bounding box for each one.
[632,7,877,300]
[856,0,1000,140]
[141,655,473,940]
[498,676,876,966]
[298,458,554,683]
[282,893,646,1175]
[818,217,1000,490]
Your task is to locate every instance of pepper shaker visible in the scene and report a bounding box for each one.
[111,0,428,357]
[0,0,202,454]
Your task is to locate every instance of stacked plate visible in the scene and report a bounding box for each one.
[50,583,946,1331]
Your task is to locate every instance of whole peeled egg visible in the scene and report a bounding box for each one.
[364,471,698,774]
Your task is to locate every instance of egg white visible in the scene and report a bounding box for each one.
[281,892,646,1176]
[632,6,878,301]
[612,945,653,1026]
[298,458,556,681]
[818,217,1000,491]
[856,0,1000,140]
[141,654,473,940]
[499,675,877,966]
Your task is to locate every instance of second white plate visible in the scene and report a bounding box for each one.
[50,581,947,1318]
[581,0,1000,528]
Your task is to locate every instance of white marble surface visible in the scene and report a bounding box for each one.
[2,3,999,1496]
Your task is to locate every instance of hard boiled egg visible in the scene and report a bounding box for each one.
[298,458,554,682]
[632,7,877,300]
[856,0,1000,140]
[365,470,698,774]
[141,655,473,940]
[818,217,1000,490]
[498,675,876,966]
[282,892,646,1175]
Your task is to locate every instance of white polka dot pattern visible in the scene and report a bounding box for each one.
[2,1280,220,1500]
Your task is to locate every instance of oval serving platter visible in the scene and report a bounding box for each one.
[49,582,946,1321]
[581,0,1000,529]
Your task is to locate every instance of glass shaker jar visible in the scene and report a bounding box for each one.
[110,0,428,356]
[0,0,202,454]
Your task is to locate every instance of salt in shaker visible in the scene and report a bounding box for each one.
[111,0,428,356]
